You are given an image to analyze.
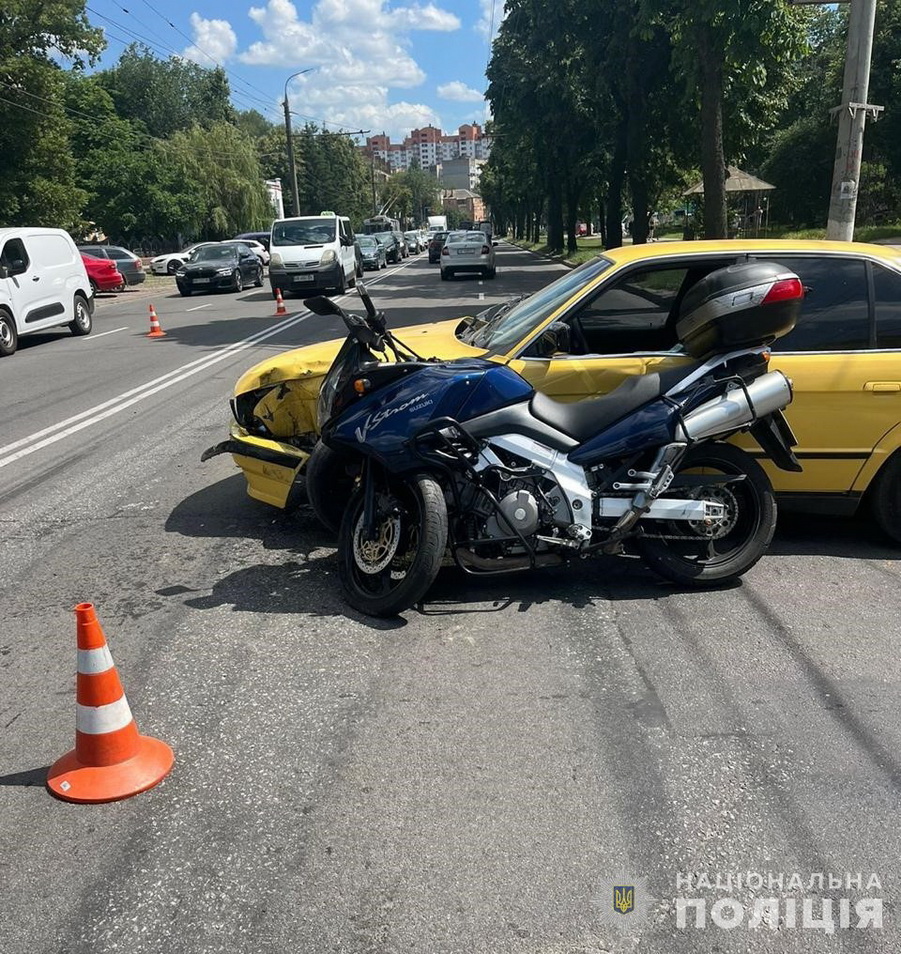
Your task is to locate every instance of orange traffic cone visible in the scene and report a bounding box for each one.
[47,603,174,804]
[147,303,166,338]
[274,288,287,316]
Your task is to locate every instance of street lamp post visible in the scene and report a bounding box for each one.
[283,69,313,217]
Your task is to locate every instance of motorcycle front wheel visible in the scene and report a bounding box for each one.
[636,442,777,586]
[338,473,447,616]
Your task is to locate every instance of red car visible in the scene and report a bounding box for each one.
[81,253,124,293]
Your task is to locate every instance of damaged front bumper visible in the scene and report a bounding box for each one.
[202,422,313,509]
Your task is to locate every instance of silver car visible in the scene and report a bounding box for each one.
[439,231,496,280]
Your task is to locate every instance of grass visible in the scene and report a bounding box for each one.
[508,222,901,267]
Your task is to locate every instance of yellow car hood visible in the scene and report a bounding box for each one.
[234,315,489,394]
[234,314,491,440]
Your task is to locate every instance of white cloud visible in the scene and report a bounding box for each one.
[437,80,484,103]
[182,13,238,65]
[229,0,459,138]
[475,0,504,41]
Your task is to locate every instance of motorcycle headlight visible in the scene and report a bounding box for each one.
[320,249,337,265]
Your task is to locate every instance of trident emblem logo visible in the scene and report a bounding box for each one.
[613,885,635,915]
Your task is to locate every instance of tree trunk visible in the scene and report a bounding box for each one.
[565,182,580,254]
[698,24,727,240]
[598,195,607,247]
[605,118,628,249]
[547,181,564,252]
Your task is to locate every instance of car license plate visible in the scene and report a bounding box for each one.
[194,278,211,283]
[293,274,314,283]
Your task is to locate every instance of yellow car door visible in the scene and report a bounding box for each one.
[510,258,734,400]
[747,253,895,494]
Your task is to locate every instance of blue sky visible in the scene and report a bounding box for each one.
[85,0,502,141]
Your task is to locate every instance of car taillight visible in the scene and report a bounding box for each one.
[442,247,449,256]
[135,260,144,270]
[762,278,804,304]
[481,245,490,254]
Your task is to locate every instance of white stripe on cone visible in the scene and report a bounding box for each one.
[77,646,114,674]
[76,696,134,734]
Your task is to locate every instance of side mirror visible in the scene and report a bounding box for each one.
[0,265,8,280]
[304,295,341,316]
[492,241,498,247]
[531,321,571,358]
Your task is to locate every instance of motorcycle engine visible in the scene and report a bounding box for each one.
[485,486,541,538]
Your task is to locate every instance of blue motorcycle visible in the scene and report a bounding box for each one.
[306,261,804,617]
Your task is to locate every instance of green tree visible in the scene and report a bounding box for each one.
[166,122,274,238]
[64,74,202,243]
[0,0,103,226]
[97,44,235,140]
[655,0,809,238]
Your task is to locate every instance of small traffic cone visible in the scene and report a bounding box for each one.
[47,603,174,804]
[274,288,287,316]
[147,303,166,338]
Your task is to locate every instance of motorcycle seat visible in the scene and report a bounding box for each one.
[529,362,703,443]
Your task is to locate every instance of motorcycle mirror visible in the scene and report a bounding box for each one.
[304,295,341,316]
[356,281,377,319]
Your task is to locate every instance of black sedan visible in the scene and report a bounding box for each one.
[176,243,264,296]
[374,232,402,264]
[355,234,387,270]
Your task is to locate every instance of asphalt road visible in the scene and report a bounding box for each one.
[1,243,900,953]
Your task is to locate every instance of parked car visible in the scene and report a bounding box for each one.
[0,227,93,357]
[440,230,496,279]
[205,239,901,545]
[77,245,146,286]
[235,239,270,266]
[81,253,125,293]
[150,243,216,275]
[235,231,272,253]
[391,229,409,258]
[355,234,387,270]
[374,232,402,264]
[403,230,422,254]
[175,242,264,296]
[427,230,449,263]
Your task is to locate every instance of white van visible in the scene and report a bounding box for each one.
[0,227,94,357]
[268,211,357,298]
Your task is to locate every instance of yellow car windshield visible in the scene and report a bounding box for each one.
[473,256,613,355]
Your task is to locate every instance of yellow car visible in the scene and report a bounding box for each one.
[204,240,901,541]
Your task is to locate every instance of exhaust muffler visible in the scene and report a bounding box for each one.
[675,370,792,442]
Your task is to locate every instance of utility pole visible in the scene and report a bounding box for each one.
[825,0,882,240]
[283,69,313,217]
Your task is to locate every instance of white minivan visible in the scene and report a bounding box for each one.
[268,211,357,298]
[0,227,94,357]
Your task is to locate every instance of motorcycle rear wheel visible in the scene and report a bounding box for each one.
[338,473,447,616]
[636,443,776,586]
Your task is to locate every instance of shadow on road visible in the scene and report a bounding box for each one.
[165,475,898,624]
[0,766,51,787]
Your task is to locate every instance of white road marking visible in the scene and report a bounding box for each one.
[83,327,128,340]
[186,303,212,311]
[3,270,413,470]
[0,309,313,470]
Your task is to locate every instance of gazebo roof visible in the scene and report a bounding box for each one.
[683,166,776,196]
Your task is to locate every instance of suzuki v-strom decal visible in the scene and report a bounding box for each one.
[355,392,433,443]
